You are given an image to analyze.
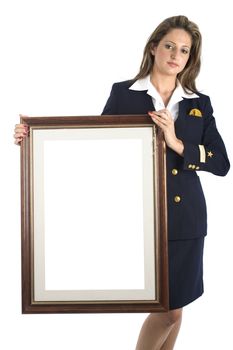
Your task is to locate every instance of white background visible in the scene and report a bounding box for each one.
[0,0,232,349]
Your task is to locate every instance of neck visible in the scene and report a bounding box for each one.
[150,70,177,106]
[150,70,177,95]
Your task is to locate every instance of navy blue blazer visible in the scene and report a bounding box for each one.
[102,80,230,240]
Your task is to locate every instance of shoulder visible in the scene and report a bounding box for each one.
[195,92,214,109]
[182,91,212,109]
[195,91,211,102]
[111,79,136,91]
[181,91,214,119]
[194,92,213,112]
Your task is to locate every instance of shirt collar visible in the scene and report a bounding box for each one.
[129,75,199,101]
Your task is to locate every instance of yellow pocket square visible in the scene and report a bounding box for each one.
[189,108,202,117]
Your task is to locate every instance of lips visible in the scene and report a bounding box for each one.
[167,62,179,68]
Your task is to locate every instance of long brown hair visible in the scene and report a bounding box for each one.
[134,15,202,93]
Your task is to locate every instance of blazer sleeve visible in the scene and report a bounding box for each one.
[183,96,230,176]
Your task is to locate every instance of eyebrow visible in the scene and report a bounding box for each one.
[164,40,191,49]
[165,40,191,49]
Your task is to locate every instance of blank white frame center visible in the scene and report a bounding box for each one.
[32,127,156,301]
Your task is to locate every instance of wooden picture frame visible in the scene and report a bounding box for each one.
[20,115,168,313]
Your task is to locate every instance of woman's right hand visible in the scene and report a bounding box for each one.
[14,122,28,145]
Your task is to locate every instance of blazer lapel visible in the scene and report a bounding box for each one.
[144,92,155,112]
[175,99,187,139]
[132,90,155,114]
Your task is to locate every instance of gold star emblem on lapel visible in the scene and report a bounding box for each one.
[207,151,213,158]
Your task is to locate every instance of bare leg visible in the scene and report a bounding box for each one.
[160,310,182,350]
[135,308,182,350]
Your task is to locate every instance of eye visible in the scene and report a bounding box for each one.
[181,48,190,55]
[164,43,173,50]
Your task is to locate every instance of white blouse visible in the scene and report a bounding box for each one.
[129,75,199,121]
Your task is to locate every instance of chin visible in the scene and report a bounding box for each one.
[164,70,178,77]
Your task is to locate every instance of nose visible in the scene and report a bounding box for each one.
[171,47,177,59]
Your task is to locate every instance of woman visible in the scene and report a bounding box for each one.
[14,15,230,350]
[101,15,230,349]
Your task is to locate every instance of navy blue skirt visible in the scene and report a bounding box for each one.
[168,237,205,310]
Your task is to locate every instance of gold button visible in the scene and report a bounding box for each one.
[172,168,178,175]
[174,196,181,203]
[192,165,196,169]
[188,164,193,169]
[196,166,200,170]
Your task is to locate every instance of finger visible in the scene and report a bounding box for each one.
[157,111,170,120]
[148,111,163,122]
[149,111,167,121]
[14,128,26,135]
[152,119,166,130]
[15,123,28,129]
[13,132,26,139]
[14,137,23,145]
[150,116,167,129]
[160,112,168,120]
[14,126,28,134]
[150,113,168,125]
[14,130,28,137]
[155,109,172,120]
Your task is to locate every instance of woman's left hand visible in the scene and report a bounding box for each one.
[148,109,184,156]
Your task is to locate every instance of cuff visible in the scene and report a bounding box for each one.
[183,143,205,171]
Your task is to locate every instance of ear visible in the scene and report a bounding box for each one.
[150,44,156,56]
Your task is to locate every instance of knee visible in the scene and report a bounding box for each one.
[165,308,182,327]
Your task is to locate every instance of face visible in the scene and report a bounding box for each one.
[151,28,192,77]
